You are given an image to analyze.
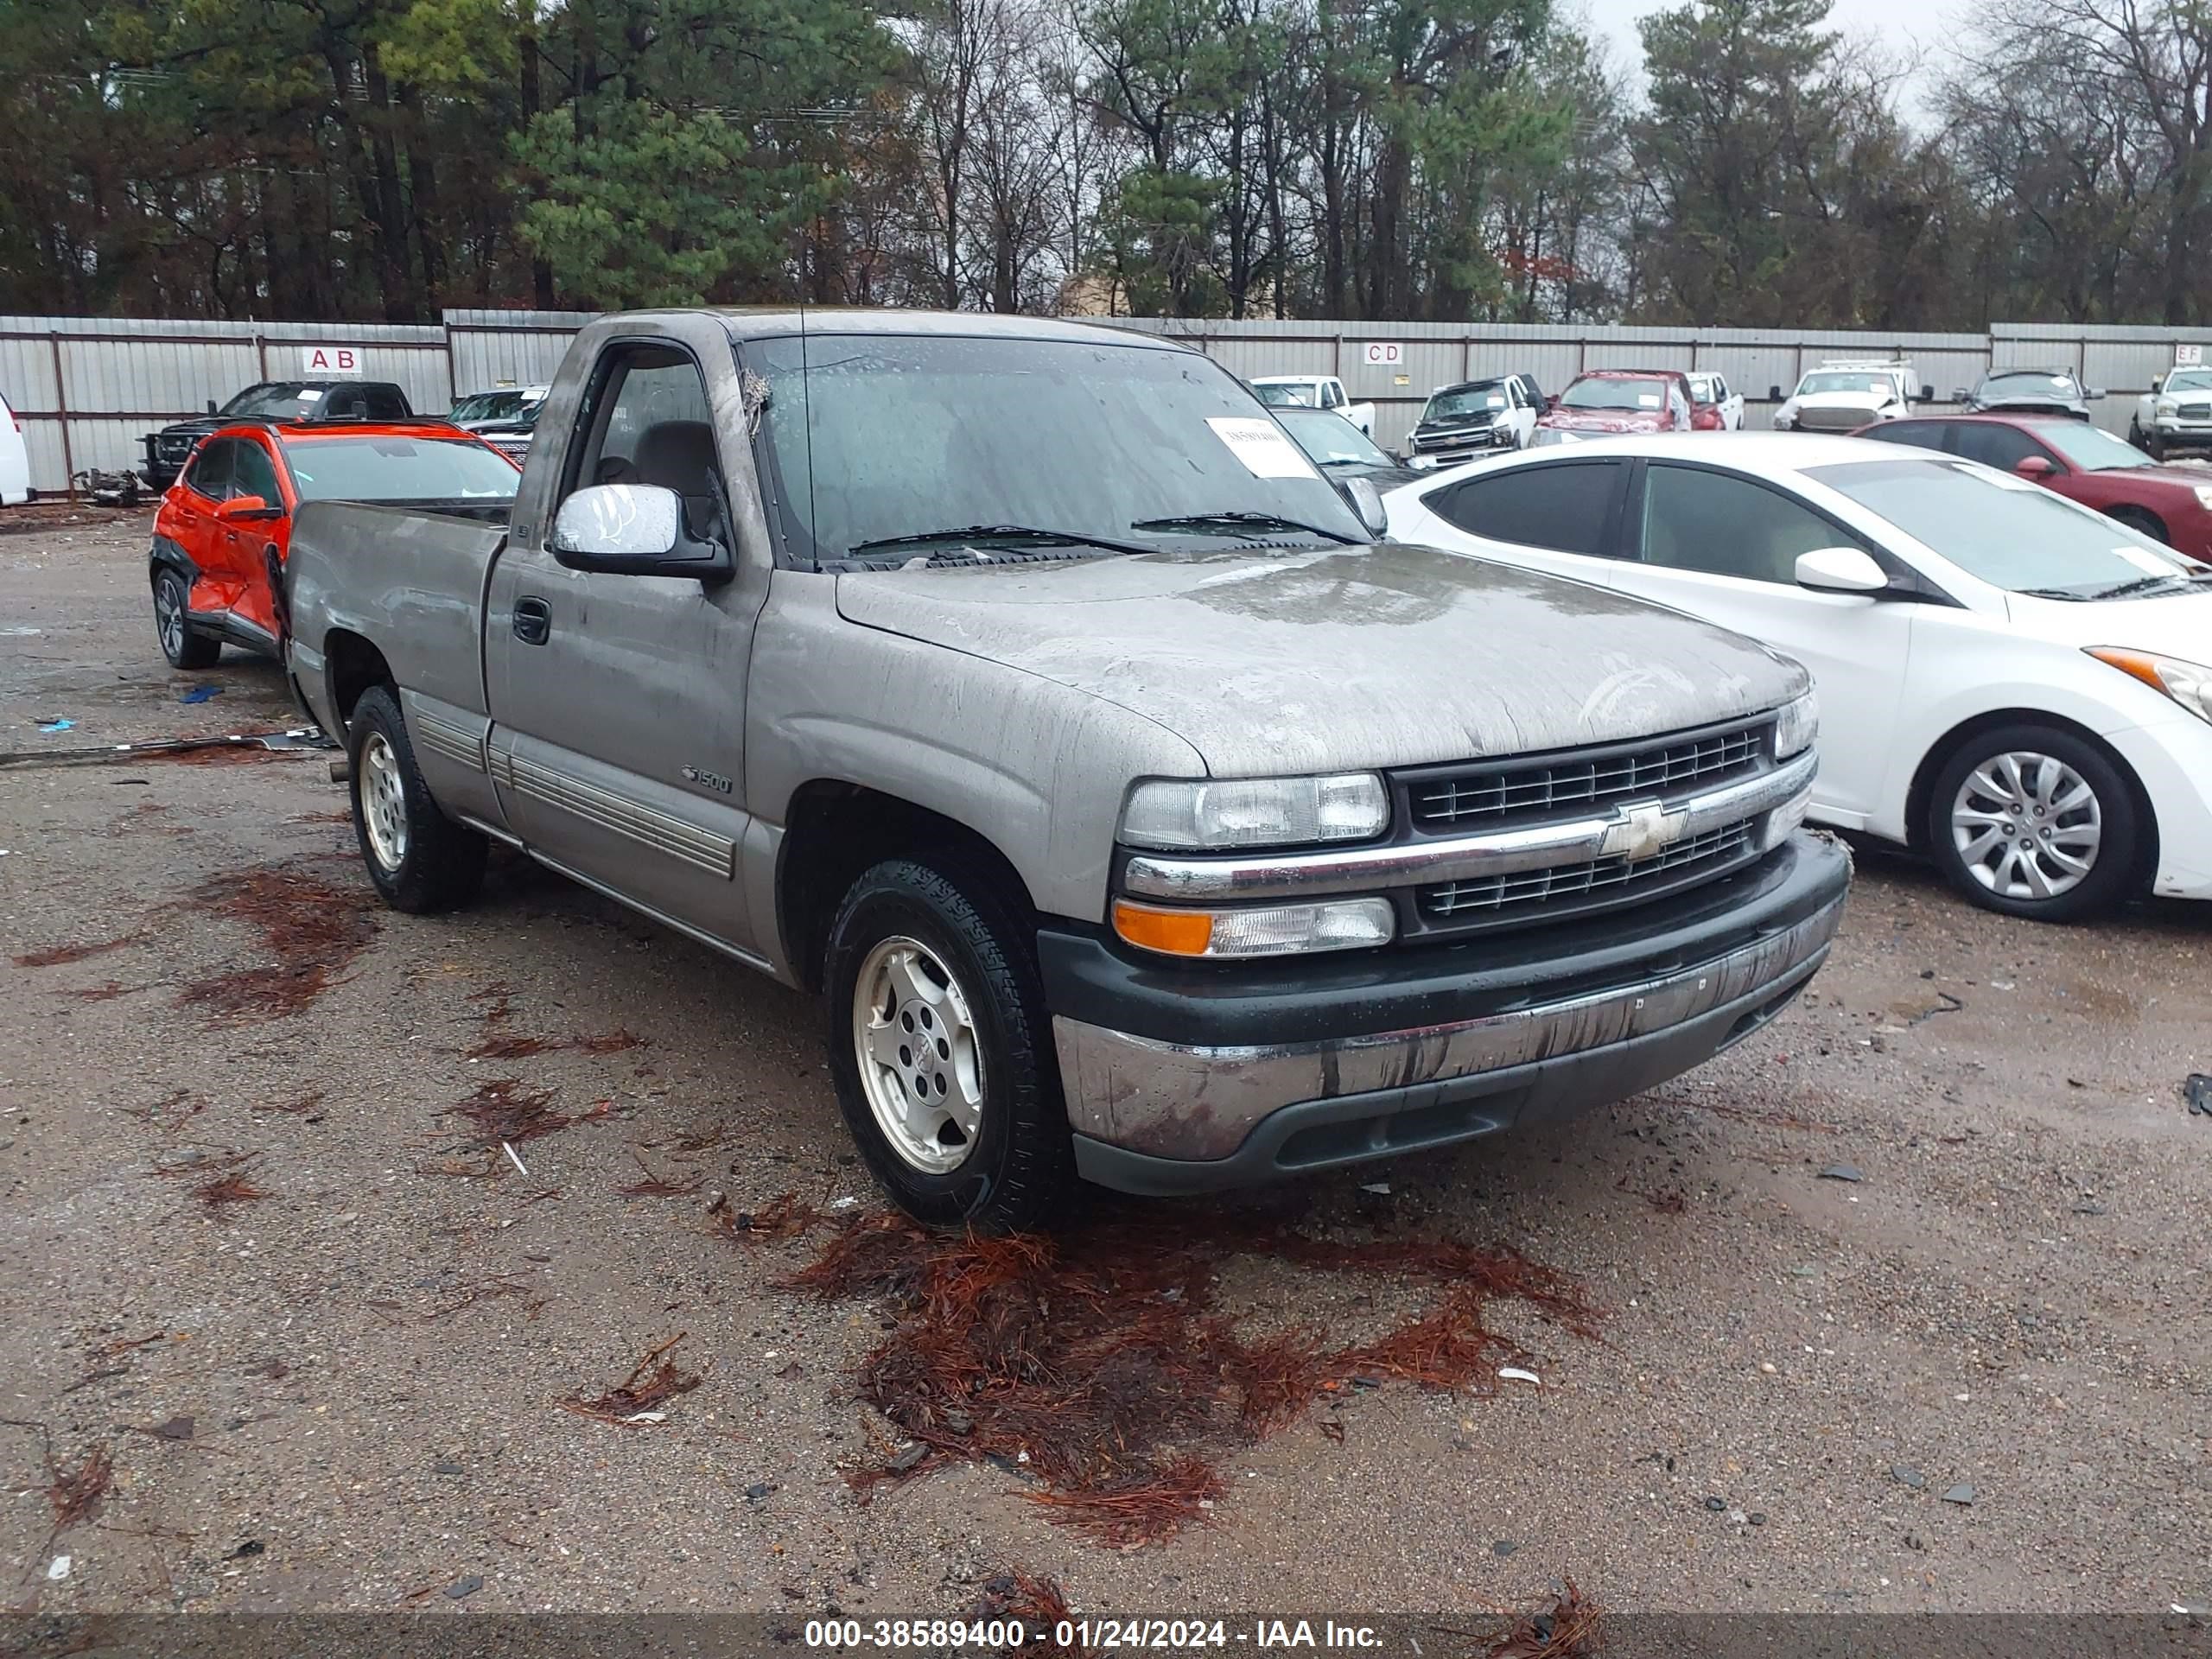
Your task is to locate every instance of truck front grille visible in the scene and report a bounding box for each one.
[1796,406,1867,431]
[1409,720,1764,832]
[1418,817,1758,930]
[2180,403,2211,421]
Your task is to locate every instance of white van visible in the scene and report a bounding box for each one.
[0,390,29,506]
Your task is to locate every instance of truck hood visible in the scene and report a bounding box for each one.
[1537,408,1673,435]
[833,543,1806,776]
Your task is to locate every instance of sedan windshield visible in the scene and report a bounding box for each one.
[1424,384,1507,421]
[284,435,519,502]
[1276,407,1395,467]
[1808,456,2202,598]
[748,334,1367,563]
[2032,421,2155,472]
[1560,377,1668,411]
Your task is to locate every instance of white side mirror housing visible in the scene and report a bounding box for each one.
[1796,545,1890,594]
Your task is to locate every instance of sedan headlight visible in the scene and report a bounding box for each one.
[2087,647,2212,722]
[1773,690,1819,759]
[1112,896,1395,959]
[1119,772,1389,851]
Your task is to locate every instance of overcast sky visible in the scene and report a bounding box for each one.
[1585,0,1966,123]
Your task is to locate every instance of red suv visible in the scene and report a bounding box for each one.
[150,420,519,669]
[1854,411,2212,563]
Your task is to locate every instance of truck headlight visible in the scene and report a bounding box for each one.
[1119,772,1389,850]
[1112,896,1395,958]
[2158,398,2178,416]
[2088,647,2212,722]
[1773,690,1818,759]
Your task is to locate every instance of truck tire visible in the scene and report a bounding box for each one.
[153,567,220,670]
[347,683,486,914]
[1925,723,2143,923]
[823,857,1077,1232]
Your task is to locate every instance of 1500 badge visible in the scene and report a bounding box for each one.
[681,765,733,795]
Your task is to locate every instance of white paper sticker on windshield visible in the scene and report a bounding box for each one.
[297,388,323,402]
[1208,416,1319,480]
[2114,543,2171,574]
[1637,393,1660,408]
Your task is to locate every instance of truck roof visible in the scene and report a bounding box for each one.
[648,307,1198,353]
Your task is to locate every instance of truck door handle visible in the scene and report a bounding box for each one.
[512,597,551,645]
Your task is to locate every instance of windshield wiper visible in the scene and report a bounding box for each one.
[1130,511,1359,543]
[2014,587,2089,601]
[2088,572,2204,600]
[848,523,1151,557]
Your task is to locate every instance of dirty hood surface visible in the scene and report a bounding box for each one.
[835,543,1807,776]
[1537,409,1673,435]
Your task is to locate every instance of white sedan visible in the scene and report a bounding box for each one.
[1384,433,2212,921]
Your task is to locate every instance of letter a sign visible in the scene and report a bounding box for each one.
[302,346,362,376]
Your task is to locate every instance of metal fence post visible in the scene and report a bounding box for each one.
[48,332,74,499]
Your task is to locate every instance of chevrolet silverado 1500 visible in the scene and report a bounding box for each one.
[282,308,1849,1230]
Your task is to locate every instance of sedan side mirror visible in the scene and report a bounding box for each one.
[1344,476,1389,539]
[216,493,283,522]
[550,482,733,582]
[1795,545,1890,594]
[2014,454,2057,479]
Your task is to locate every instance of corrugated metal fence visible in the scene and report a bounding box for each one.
[7,308,2212,493]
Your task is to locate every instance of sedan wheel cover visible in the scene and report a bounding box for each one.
[1950,750,2102,901]
[359,732,410,872]
[851,935,985,1174]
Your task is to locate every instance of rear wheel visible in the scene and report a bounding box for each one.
[823,857,1077,1231]
[153,567,219,670]
[347,683,486,913]
[1926,724,2143,922]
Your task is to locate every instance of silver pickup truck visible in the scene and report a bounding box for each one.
[281,308,1849,1230]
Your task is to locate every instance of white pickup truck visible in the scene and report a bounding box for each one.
[1250,374,1376,438]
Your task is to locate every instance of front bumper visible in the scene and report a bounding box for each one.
[1047,831,1851,1193]
[1410,428,1512,464]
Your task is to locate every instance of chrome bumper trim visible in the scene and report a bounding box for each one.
[1122,750,1817,903]
[1055,887,1843,1162]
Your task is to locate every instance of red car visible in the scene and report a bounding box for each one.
[150,419,520,668]
[1531,370,1694,447]
[1854,411,2212,564]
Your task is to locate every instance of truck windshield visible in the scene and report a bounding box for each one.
[1251,381,1319,407]
[1559,377,1666,410]
[748,334,1369,563]
[284,435,520,502]
[1423,385,1507,420]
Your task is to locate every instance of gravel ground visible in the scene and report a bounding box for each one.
[2,518,2208,1623]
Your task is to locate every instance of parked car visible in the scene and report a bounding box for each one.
[1249,373,1376,436]
[150,419,518,670]
[1404,375,1542,467]
[473,403,541,465]
[280,309,1845,1230]
[2131,365,2212,459]
[1956,367,2100,421]
[141,380,415,490]
[1685,372,1744,431]
[448,384,549,432]
[1771,359,1929,432]
[0,389,29,506]
[1383,433,2212,921]
[1531,371,1694,445]
[1854,411,2212,561]
[1271,405,1421,495]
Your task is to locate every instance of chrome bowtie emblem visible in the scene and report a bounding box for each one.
[1599,798,1687,861]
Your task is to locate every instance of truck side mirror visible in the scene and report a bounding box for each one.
[1918,384,1936,402]
[207,398,219,415]
[1767,384,1783,402]
[550,483,732,583]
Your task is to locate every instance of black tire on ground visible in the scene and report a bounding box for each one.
[2146,427,2168,461]
[823,856,1078,1232]
[152,566,219,670]
[346,683,486,914]
[1925,722,2145,923]
[2128,417,2146,449]
[2107,505,2171,544]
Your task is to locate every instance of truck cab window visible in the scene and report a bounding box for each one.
[565,344,728,547]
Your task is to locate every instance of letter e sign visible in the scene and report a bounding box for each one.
[302,346,362,375]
